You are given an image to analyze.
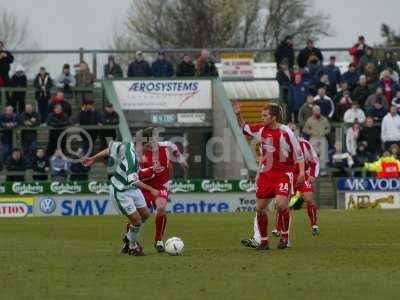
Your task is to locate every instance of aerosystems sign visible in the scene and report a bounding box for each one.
[344,192,400,209]
[0,197,34,218]
[113,80,212,110]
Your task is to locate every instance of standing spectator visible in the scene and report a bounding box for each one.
[379,51,400,74]
[103,55,123,79]
[358,117,382,160]
[288,74,307,122]
[346,122,361,156]
[47,104,69,156]
[316,74,335,98]
[349,35,367,68]
[322,56,341,97]
[274,35,295,69]
[379,70,398,106]
[56,63,76,99]
[364,63,379,90]
[342,63,359,92]
[314,87,335,119]
[127,51,152,77]
[75,61,95,103]
[381,105,400,150]
[5,148,28,182]
[305,57,323,94]
[391,90,400,114]
[352,75,370,108]
[176,54,195,77]
[298,95,315,129]
[336,90,353,121]
[333,82,350,104]
[365,87,389,111]
[151,52,174,77]
[32,148,50,181]
[19,104,41,162]
[343,101,366,124]
[100,103,119,149]
[0,105,18,161]
[48,90,72,118]
[50,149,69,182]
[276,61,292,105]
[33,67,53,123]
[7,65,27,114]
[359,47,379,75]
[297,39,323,69]
[0,41,14,87]
[196,49,218,76]
[367,98,388,123]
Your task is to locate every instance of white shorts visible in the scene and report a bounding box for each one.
[109,185,146,216]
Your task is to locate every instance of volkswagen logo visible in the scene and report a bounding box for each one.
[39,198,56,214]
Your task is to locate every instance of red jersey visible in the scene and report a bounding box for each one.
[296,138,319,177]
[244,123,304,174]
[139,141,184,188]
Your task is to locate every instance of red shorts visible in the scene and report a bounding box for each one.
[294,174,314,193]
[256,172,293,199]
[141,187,169,208]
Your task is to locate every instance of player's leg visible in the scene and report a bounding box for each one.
[255,197,270,250]
[154,194,168,252]
[271,204,280,238]
[303,191,319,236]
[275,195,291,249]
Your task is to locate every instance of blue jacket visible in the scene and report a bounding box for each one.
[288,83,308,112]
[151,59,174,77]
[342,70,359,89]
[367,106,387,122]
[314,96,335,119]
[323,64,341,87]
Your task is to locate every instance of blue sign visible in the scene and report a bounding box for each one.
[337,178,400,191]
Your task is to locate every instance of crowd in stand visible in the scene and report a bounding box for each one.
[275,35,400,173]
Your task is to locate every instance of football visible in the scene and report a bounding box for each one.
[165,237,185,256]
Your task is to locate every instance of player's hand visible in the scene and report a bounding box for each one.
[150,188,160,197]
[297,173,305,184]
[231,99,241,114]
[81,157,95,167]
[309,176,315,183]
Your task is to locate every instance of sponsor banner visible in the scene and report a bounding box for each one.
[34,196,119,217]
[345,192,400,209]
[337,178,400,191]
[151,114,177,124]
[0,197,34,218]
[220,52,254,78]
[113,80,212,110]
[177,113,206,123]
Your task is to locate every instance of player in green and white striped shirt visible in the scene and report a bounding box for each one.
[82,141,159,256]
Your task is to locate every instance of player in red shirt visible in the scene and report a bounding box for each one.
[233,101,305,250]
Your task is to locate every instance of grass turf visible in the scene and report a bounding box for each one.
[1,210,400,300]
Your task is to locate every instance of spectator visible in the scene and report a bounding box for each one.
[333,82,350,104]
[364,151,400,178]
[379,70,398,106]
[359,47,379,75]
[297,39,323,69]
[352,75,370,108]
[349,35,367,68]
[314,87,335,119]
[176,54,195,77]
[50,149,69,182]
[367,97,388,123]
[358,117,382,161]
[8,65,28,114]
[343,101,366,124]
[196,49,218,76]
[75,61,95,102]
[32,148,50,181]
[382,67,400,84]
[127,51,151,77]
[322,56,341,96]
[305,57,323,94]
[5,148,28,182]
[274,35,295,69]
[346,122,361,156]
[70,154,91,181]
[288,74,307,122]
[47,104,69,156]
[0,41,14,87]
[316,74,333,98]
[389,144,400,160]
[331,142,354,175]
[100,103,119,149]
[342,63,359,92]
[381,105,400,150]
[276,61,292,105]
[56,63,76,99]
[19,104,41,162]
[298,95,315,129]
[0,105,18,161]
[365,87,389,111]
[103,55,123,79]
[391,90,400,114]
[336,90,353,121]
[379,51,400,74]
[364,63,379,90]
[34,67,53,123]
[151,52,174,77]
[48,90,72,118]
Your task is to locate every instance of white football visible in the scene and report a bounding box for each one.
[165,237,184,256]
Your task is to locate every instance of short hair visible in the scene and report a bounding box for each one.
[263,103,283,123]
[63,63,70,69]
[142,127,154,139]
[12,148,21,153]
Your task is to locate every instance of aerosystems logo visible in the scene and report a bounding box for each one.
[169,181,196,193]
[88,182,110,194]
[50,182,82,195]
[201,180,233,193]
[0,202,29,217]
[239,180,256,192]
[12,183,44,195]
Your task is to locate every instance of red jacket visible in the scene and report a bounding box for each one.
[349,43,367,68]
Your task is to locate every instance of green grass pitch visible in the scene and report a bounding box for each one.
[1,210,400,299]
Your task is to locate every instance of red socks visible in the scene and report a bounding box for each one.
[277,208,290,240]
[155,213,167,242]
[257,211,268,243]
[307,203,318,227]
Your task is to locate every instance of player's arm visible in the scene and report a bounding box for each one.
[232,99,246,128]
[287,128,305,183]
[163,141,188,172]
[81,148,108,167]
[307,142,320,182]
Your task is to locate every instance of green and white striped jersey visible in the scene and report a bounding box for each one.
[108,141,140,191]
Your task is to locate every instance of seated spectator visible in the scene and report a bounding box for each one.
[32,148,50,181]
[47,104,69,156]
[391,90,400,114]
[5,148,29,181]
[364,63,379,90]
[276,61,292,104]
[352,75,370,108]
[379,70,398,106]
[379,50,400,74]
[344,101,366,124]
[56,63,76,99]
[288,74,307,123]
[336,91,353,121]
[50,149,69,182]
[176,54,195,77]
[358,117,382,160]
[103,55,123,79]
[127,51,152,77]
[365,87,388,111]
[75,61,95,102]
[297,39,323,69]
[364,151,400,178]
[7,65,27,114]
[348,35,367,68]
[346,122,360,156]
[0,40,14,87]
[298,95,315,129]
[342,63,359,92]
[19,104,41,162]
[367,97,388,123]
[359,47,379,74]
[151,52,174,77]
[100,103,119,149]
[322,55,341,97]
[48,90,72,118]
[33,67,53,123]
[196,49,218,76]
[381,105,400,150]
[314,87,335,119]
[274,35,295,69]
[0,105,18,161]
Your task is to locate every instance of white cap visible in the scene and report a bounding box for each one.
[16,65,25,72]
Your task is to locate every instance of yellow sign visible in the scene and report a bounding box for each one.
[0,197,35,217]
